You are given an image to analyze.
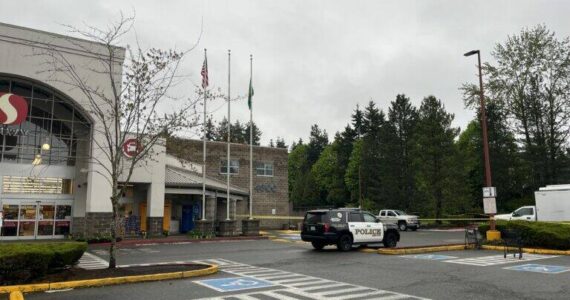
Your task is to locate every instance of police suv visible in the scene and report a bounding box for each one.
[300,208,400,251]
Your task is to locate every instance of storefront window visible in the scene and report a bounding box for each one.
[55,205,71,235]
[0,77,91,166]
[0,204,18,236]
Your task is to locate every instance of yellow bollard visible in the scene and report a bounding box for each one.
[486,230,501,241]
[10,291,24,300]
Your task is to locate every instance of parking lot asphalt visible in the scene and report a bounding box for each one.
[267,228,467,248]
[27,231,570,300]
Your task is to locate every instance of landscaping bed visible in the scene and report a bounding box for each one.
[0,263,209,286]
[0,242,87,285]
[479,221,570,250]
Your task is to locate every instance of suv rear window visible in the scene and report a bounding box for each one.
[304,212,329,224]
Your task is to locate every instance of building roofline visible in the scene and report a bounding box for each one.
[0,22,126,61]
[171,138,289,152]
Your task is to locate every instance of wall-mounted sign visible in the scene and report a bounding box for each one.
[0,93,28,125]
[122,139,142,158]
[255,183,276,193]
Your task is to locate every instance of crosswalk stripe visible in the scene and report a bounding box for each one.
[288,280,335,288]
[272,277,313,284]
[77,252,108,270]
[368,294,412,300]
[332,290,390,300]
[445,254,555,266]
[254,273,299,280]
[317,286,370,297]
[193,258,428,300]
[262,291,302,300]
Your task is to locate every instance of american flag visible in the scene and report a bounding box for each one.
[201,53,208,89]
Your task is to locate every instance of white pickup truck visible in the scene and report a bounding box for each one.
[495,184,570,222]
[378,209,419,231]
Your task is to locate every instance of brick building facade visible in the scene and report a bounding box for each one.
[168,139,290,229]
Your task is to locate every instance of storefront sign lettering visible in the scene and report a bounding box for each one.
[0,93,28,125]
[0,126,30,136]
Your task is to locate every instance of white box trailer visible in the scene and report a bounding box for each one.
[535,184,570,222]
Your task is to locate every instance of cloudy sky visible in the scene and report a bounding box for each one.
[2,0,569,146]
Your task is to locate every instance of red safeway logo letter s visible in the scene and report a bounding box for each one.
[0,93,28,125]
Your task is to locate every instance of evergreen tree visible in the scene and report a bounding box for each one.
[360,101,386,208]
[204,115,216,141]
[413,96,460,220]
[275,137,287,148]
[244,121,262,145]
[352,104,364,137]
[381,94,419,210]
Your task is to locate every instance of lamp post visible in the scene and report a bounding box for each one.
[464,50,497,236]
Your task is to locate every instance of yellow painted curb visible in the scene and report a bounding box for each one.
[481,245,570,256]
[378,245,470,255]
[271,238,292,243]
[0,264,218,294]
[359,248,378,253]
[276,230,301,234]
[9,291,24,300]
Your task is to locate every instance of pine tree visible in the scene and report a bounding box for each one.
[413,96,460,220]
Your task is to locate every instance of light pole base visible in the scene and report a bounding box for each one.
[486,230,501,241]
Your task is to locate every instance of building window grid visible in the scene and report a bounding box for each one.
[220,159,239,175]
[256,161,274,177]
[0,78,90,165]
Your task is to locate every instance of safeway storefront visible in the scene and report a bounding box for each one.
[0,22,289,240]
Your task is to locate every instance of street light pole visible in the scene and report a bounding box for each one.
[464,50,495,231]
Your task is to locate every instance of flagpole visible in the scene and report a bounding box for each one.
[226,49,231,221]
[249,54,253,220]
[202,48,207,220]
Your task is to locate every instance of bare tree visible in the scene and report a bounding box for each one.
[34,15,200,268]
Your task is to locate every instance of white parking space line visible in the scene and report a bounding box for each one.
[445,254,556,266]
[196,258,429,300]
[77,252,108,270]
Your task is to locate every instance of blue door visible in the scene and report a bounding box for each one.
[180,205,194,233]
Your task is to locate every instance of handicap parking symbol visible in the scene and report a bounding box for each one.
[403,254,457,260]
[194,277,274,292]
[504,264,570,274]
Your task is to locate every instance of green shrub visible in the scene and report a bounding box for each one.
[0,242,87,284]
[479,221,570,250]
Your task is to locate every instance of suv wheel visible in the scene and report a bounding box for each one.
[383,231,398,248]
[337,234,353,252]
[311,241,325,250]
[398,221,408,231]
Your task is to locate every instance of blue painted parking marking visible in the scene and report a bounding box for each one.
[194,277,274,292]
[402,254,458,260]
[504,264,570,274]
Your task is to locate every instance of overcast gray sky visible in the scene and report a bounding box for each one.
[2,0,569,146]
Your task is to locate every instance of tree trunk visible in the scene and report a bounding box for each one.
[108,196,119,269]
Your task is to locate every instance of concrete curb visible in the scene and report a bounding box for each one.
[481,245,570,256]
[0,264,218,295]
[378,244,470,255]
[90,236,268,247]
